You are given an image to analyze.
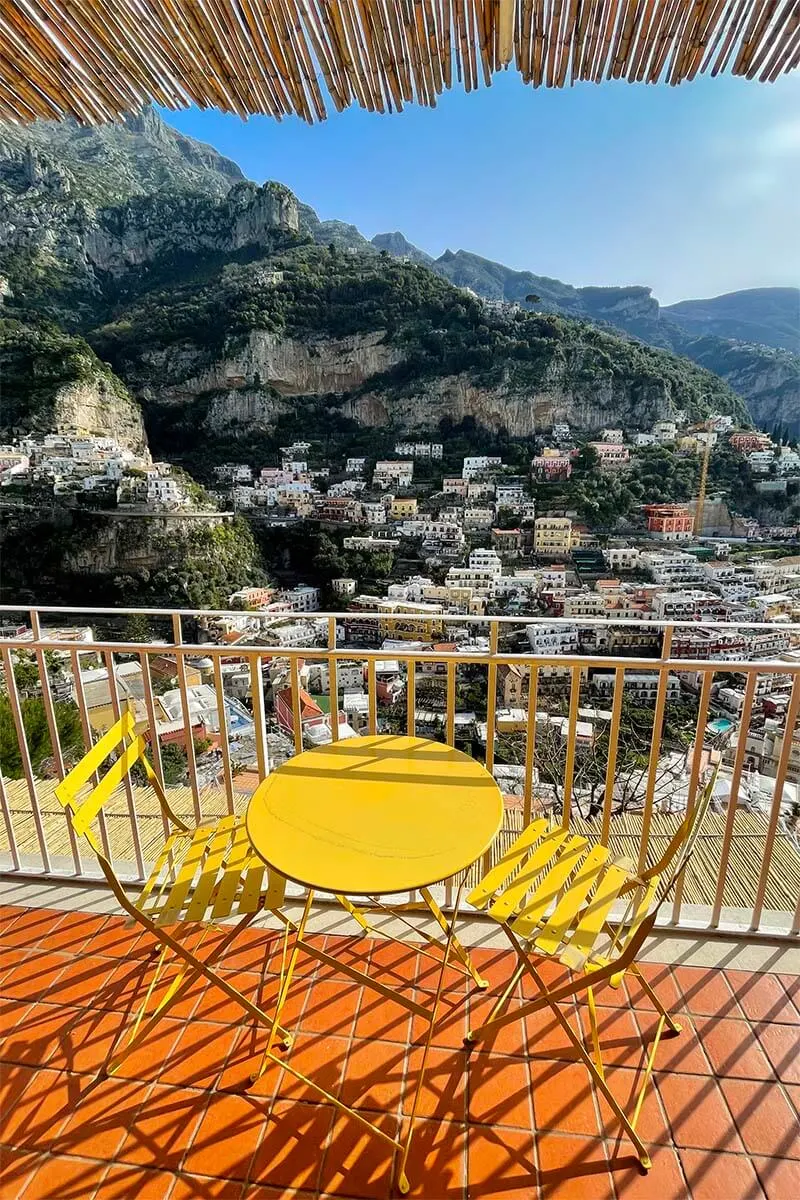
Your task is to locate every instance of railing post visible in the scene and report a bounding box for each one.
[368,658,377,736]
[446,660,456,747]
[711,670,758,928]
[103,648,146,880]
[1,646,51,872]
[29,610,83,875]
[212,654,236,814]
[328,617,339,743]
[561,665,582,829]
[751,675,800,931]
[0,767,20,871]
[523,664,538,826]
[407,659,416,736]
[671,666,715,924]
[600,665,625,847]
[638,626,673,873]
[70,648,112,861]
[290,655,303,755]
[171,614,201,823]
[249,653,270,782]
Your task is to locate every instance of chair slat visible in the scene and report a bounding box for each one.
[157,825,215,925]
[55,708,136,803]
[238,856,266,913]
[532,843,611,954]
[71,735,148,836]
[135,831,186,915]
[211,822,252,919]
[508,834,589,935]
[184,815,238,922]
[559,860,634,971]
[489,828,574,921]
[467,817,549,909]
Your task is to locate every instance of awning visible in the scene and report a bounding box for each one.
[1,0,797,126]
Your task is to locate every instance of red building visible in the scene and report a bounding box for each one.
[532,454,572,481]
[644,503,693,541]
[729,432,772,453]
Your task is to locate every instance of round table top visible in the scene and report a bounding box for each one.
[246,734,504,896]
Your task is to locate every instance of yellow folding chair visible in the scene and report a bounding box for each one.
[54,707,299,1072]
[464,768,718,1169]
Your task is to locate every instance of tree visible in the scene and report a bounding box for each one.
[0,695,85,779]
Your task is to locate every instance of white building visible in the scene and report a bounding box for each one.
[393,442,443,459]
[552,423,571,443]
[603,546,640,572]
[331,577,357,597]
[462,456,502,479]
[464,507,494,530]
[563,592,607,618]
[601,428,625,444]
[747,450,775,475]
[346,457,367,475]
[526,624,579,655]
[592,671,681,703]
[652,421,677,443]
[146,476,184,508]
[634,433,656,447]
[360,502,387,526]
[776,448,800,475]
[373,460,413,488]
[282,585,320,612]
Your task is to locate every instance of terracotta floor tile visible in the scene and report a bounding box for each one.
[786,1083,800,1119]
[606,1145,687,1200]
[725,971,800,1025]
[35,911,109,955]
[402,1117,466,1198]
[94,956,158,1012]
[170,1176,247,1199]
[353,989,412,1044]
[402,1045,467,1121]
[94,1163,175,1199]
[183,1091,267,1180]
[2,1001,82,1068]
[413,988,468,1049]
[300,979,359,1036]
[719,1078,800,1159]
[321,932,373,970]
[531,1058,601,1137]
[276,1033,348,1104]
[117,1082,209,1171]
[673,966,743,1019]
[110,1016,183,1082]
[581,1004,642,1069]
[16,1154,106,1200]
[1,1066,78,1151]
[469,1052,534,1130]
[0,1147,42,1200]
[250,1100,334,1191]
[466,1122,535,1199]
[46,953,118,1006]
[625,962,682,1014]
[217,927,277,973]
[193,970,279,1026]
[777,973,800,1009]
[752,1155,800,1200]
[0,907,63,949]
[0,949,70,1000]
[754,1022,800,1084]
[524,1003,583,1061]
[158,1019,239,1089]
[338,1037,406,1113]
[597,1065,672,1145]
[215,1024,285,1097]
[47,1005,127,1075]
[0,995,30,1039]
[695,1015,776,1081]
[536,1132,615,1200]
[317,1110,397,1199]
[634,1011,711,1074]
[52,1075,151,1160]
[265,935,322,979]
[657,1072,743,1152]
[367,941,419,990]
[86,918,154,960]
[467,990,530,1057]
[679,1149,765,1200]
[412,949,465,993]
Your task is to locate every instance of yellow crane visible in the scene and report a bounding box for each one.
[693,418,713,536]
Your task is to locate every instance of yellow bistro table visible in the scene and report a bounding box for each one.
[246,733,503,1193]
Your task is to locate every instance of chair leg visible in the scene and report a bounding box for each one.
[419,886,488,990]
[395,882,467,1195]
[106,913,290,1074]
[627,963,682,1033]
[586,985,604,1079]
[253,889,315,1083]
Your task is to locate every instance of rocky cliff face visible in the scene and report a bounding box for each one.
[51,378,147,454]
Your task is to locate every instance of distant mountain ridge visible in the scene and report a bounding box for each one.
[368,236,800,437]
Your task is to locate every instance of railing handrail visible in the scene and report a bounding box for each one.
[2,603,800,634]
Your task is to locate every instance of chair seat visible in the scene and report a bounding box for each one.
[467,818,650,972]
[135,813,286,927]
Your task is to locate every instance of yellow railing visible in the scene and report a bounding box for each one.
[1,604,799,939]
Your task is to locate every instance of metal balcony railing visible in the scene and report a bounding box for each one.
[1,604,799,939]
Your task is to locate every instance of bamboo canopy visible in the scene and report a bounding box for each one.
[1,1,798,126]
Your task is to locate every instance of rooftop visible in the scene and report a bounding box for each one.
[1,894,798,1200]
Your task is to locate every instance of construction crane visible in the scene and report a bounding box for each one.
[693,418,713,536]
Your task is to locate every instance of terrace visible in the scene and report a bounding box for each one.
[1,606,799,1199]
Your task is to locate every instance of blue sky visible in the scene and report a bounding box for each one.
[164,72,800,305]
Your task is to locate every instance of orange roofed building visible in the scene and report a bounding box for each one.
[644,503,693,542]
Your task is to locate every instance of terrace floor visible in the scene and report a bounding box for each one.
[1,900,799,1200]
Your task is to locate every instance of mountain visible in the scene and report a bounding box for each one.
[0,109,747,465]
[664,289,800,354]
[376,248,799,438]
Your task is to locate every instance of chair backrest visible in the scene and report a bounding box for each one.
[55,707,186,856]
